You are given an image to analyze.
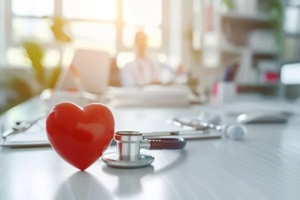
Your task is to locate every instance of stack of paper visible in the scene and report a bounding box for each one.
[107,85,190,107]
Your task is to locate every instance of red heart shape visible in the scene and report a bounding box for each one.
[46,102,114,171]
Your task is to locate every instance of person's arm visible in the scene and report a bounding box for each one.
[157,61,186,84]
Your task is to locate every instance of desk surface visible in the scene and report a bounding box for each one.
[1,96,300,200]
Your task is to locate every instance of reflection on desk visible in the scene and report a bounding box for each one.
[0,95,300,200]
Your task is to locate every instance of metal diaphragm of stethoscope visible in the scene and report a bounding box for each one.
[102,131,186,168]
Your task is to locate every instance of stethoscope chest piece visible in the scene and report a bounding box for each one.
[102,131,154,168]
[102,131,186,168]
[102,153,154,168]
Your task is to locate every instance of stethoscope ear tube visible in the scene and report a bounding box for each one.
[147,138,186,150]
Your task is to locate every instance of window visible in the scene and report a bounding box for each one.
[62,0,117,21]
[4,0,167,69]
[12,0,54,17]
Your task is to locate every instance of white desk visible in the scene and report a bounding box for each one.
[1,96,300,200]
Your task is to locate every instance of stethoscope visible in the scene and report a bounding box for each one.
[102,118,245,169]
[102,114,246,169]
[102,131,186,168]
[172,115,246,140]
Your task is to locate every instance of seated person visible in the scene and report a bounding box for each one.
[121,31,184,87]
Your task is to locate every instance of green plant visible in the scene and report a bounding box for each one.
[222,0,234,10]
[51,16,72,67]
[22,41,46,87]
[22,16,71,91]
[51,16,71,44]
[269,0,284,48]
[22,40,62,91]
[0,72,34,114]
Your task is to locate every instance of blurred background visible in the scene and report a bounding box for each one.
[0,0,299,113]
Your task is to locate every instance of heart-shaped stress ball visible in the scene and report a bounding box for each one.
[46,102,115,171]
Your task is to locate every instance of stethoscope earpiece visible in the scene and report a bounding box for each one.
[223,125,245,141]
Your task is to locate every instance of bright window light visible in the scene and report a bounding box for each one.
[12,18,53,42]
[7,48,31,67]
[6,0,165,68]
[123,0,162,26]
[12,0,54,16]
[63,0,116,21]
[69,22,116,53]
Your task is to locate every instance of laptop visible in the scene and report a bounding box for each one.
[55,48,111,95]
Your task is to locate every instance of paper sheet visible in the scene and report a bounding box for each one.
[1,122,50,147]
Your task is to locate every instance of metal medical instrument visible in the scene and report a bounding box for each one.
[1,117,45,139]
[172,115,245,141]
[102,131,186,168]
[143,130,221,139]
[172,116,223,131]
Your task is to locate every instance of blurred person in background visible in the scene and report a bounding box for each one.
[121,31,184,87]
